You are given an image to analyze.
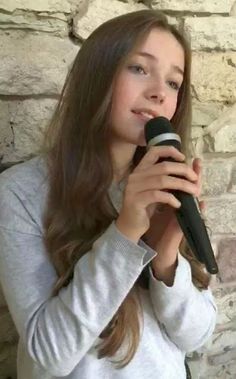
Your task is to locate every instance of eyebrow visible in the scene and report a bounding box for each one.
[134,51,184,76]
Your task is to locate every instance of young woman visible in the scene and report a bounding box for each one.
[0,9,217,379]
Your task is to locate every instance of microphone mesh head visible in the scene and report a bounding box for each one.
[145,116,173,143]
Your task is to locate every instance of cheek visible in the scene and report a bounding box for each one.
[166,95,178,119]
[112,86,133,113]
[110,91,130,124]
[112,72,138,109]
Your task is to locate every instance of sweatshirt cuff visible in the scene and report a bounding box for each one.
[149,252,193,299]
[138,238,158,258]
[107,222,157,267]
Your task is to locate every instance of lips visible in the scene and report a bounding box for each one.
[132,109,157,122]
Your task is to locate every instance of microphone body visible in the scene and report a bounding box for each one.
[145,117,218,275]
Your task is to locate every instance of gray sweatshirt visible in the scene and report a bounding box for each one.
[0,156,217,379]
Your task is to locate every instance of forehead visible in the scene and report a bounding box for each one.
[132,28,185,69]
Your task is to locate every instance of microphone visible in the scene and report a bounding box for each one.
[144,116,218,275]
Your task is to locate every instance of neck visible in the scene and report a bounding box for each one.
[110,142,137,184]
[113,164,131,184]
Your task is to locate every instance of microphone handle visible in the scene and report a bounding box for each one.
[173,190,218,274]
[156,146,218,274]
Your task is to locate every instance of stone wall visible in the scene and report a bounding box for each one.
[0,0,236,378]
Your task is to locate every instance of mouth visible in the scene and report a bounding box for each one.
[132,109,157,121]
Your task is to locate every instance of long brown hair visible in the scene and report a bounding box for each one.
[40,9,210,369]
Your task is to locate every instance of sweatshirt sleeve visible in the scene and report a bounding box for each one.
[146,248,217,353]
[0,181,156,376]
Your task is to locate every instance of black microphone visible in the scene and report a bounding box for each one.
[144,116,218,275]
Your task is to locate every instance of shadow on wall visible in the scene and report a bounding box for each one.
[0,162,24,173]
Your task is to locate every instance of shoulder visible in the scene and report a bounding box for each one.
[0,155,49,234]
[0,155,48,195]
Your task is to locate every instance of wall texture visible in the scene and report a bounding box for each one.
[0,0,236,378]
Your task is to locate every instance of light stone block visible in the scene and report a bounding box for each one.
[151,0,236,13]
[229,165,236,193]
[69,0,89,14]
[0,0,88,15]
[201,160,232,196]
[0,0,72,13]
[192,102,227,127]
[185,17,236,50]
[208,348,236,366]
[191,126,203,139]
[217,238,236,283]
[191,126,204,155]
[0,98,58,163]
[210,329,236,356]
[188,360,207,379]
[0,11,68,36]
[231,1,236,15]
[192,52,236,103]
[0,101,14,162]
[205,199,236,234]
[207,124,236,152]
[201,360,236,379]
[73,0,148,40]
[213,285,236,326]
[0,30,78,96]
[203,103,236,153]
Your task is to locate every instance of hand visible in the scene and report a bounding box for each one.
[145,157,205,284]
[115,146,200,243]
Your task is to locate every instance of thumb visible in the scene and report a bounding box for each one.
[199,200,206,215]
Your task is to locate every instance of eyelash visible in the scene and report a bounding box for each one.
[168,81,180,91]
[128,64,181,91]
[128,64,147,75]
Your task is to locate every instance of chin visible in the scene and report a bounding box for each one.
[138,133,147,147]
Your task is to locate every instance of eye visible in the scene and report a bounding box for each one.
[128,64,147,75]
[168,81,181,91]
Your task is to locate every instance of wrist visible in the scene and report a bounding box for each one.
[151,255,178,286]
[115,219,141,244]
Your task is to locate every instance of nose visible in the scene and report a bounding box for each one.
[144,81,166,104]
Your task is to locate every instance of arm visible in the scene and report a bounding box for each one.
[139,240,217,353]
[0,182,156,376]
[150,250,178,287]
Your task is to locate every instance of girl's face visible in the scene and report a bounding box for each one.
[109,28,185,147]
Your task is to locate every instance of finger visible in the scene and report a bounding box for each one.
[131,161,198,184]
[130,175,199,196]
[137,190,181,209]
[136,146,185,171]
[192,158,203,195]
[192,157,202,181]
[199,200,206,213]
